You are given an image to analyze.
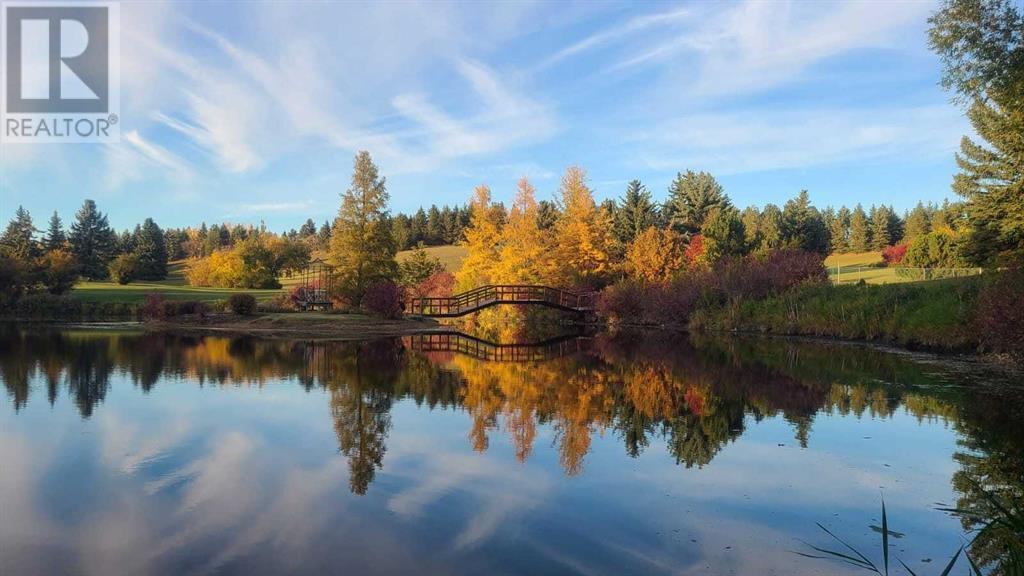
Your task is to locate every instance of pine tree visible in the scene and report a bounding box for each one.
[328,151,398,300]
[552,166,615,287]
[426,205,443,245]
[536,200,559,230]
[43,211,67,252]
[134,218,168,280]
[829,207,851,253]
[870,205,892,249]
[885,205,904,246]
[299,218,317,238]
[665,170,730,235]
[903,202,931,242]
[930,0,1024,264]
[455,185,504,291]
[69,199,116,280]
[317,220,332,248]
[782,190,828,253]
[849,204,871,252]
[0,206,40,261]
[701,207,747,262]
[614,180,659,245]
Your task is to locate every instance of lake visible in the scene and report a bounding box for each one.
[1,327,1021,575]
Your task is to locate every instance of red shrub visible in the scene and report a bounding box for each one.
[362,281,404,319]
[410,271,455,299]
[685,234,706,266]
[974,269,1024,357]
[882,243,909,266]
[597,280,649,324]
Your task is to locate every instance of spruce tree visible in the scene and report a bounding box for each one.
[43,211,67,252]
[0,206,40,261]
[614,180,659,244]
[829,206,851,253]
[782,190,828,253]
[849,204,871,252]
[134,218,168,280]
[69,199,116,280]
[665,170,730,236]
[870,205,892,249]
[903,202,931,242]
[329,151,398,300]
[929,0,1024,264]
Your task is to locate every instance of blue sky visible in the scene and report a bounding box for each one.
[1,0,971,232]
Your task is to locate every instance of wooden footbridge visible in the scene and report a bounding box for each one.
[409,285,595,318]
[405,331,593,363]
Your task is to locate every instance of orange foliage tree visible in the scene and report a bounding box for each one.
[455,185,504,292]
[624,226,686,282]
[551,166,615,288]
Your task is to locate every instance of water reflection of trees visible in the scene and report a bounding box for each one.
[2,326,1021,564]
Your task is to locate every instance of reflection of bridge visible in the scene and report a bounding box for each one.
[405,331,592,363]
[409,285,595,318]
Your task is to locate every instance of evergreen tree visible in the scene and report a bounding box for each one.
[930,0,1024,264]
[759,204,785,250]
[741,206,763,251]
[665,170,730,235]
[536,200,559,230]
[69,199,116,280]
[426,205,443,245]
[299,218,317,238]
[328,151,398,300]
[701,207,747,262]
[43,211,67,252]
[829,206,851,253]
[410,208,428,246]
[614,180,659,245]
[391,214,411,251]
[0,206,40,261]
[782,190,828,253]
[134,218,168,280]
[317,220,332,248]
[903,202,931,242]
[870,205,892,249]
[885,205,904,246]
[399,243,444,286]
[849,204,871,252]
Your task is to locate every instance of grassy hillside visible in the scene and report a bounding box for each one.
[397,244,467,273]
[71,260,283,303]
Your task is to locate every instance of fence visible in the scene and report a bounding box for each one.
[829,265,984,285]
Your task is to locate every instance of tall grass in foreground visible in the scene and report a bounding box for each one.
[799,492,1023,575]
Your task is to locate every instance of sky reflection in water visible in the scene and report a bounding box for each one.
[1,327,1020,575]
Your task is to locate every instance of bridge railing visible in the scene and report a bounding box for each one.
[409,285,595,317]
[405,332,592,362]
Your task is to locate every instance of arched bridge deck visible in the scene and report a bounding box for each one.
[405,331,592,363]
[409,285,595,318]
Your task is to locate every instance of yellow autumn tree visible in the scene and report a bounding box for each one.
[455,185,504,292]
[624,226,686,283]
[493,177,550,284]
[551,166,615,288]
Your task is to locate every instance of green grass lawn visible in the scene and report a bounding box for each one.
[397,244,467,273]
[71,260,284,303]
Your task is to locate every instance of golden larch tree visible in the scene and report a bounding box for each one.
[494,177,551,284]
[455,185,504,292]
[624,226,686,283]
[552,166,615,288]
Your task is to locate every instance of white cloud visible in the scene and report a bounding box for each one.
[629,105,967,175]
[538,6,691,69]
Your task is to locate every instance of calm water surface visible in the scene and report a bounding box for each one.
[1,327,1021,575]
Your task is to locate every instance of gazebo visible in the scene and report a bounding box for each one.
[295,258,335,311]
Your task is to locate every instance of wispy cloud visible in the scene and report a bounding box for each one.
[538,6,691,70]
[630,105,967,175]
